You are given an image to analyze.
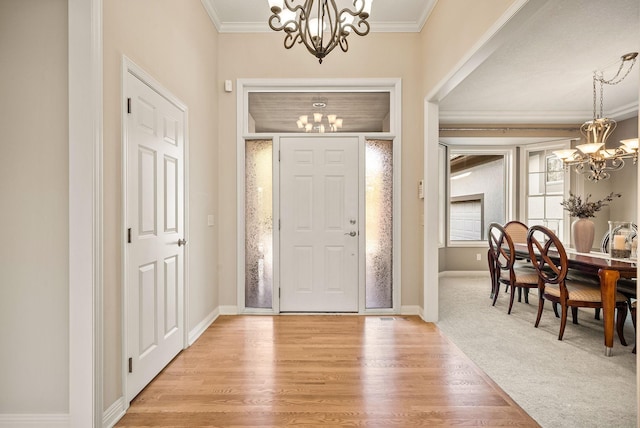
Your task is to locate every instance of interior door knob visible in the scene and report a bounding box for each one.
[344,231,357,237]
[178,238,187,247]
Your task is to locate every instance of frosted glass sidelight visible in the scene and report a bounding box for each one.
[245,140,273,308]
[365,140,393,309]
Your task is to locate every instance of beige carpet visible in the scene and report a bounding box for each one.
[436,274,637,428]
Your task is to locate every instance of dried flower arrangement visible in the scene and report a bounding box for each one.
[560,192,622,218]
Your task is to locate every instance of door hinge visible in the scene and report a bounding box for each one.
[278,219,281,230]
[127,228,132,243]
[128,357,133,373]
[279,288,281,298]
[278,150,281,162]
[127,97,132,114]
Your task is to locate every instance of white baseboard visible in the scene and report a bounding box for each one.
[0,414,69,428]
[219,305,238,315]
[102,397,127,428]
[188,307,220,345]
[439,270,487,278]
[400,305,422,315]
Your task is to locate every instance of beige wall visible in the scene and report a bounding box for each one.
[0,0,547,418]
[419,0,517,95]
[0,0,69,413]
[216,32,425,308]
[103,0,219,409]
[599,116,639,224]
[579,116,639,247]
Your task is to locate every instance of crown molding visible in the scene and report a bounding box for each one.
[208,20,425,34]
[201,0,223,32]
[439,102,639,125]
[439,109,591,124]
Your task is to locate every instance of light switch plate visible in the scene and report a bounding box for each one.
[207,215,215,226]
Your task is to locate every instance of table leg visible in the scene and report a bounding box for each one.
[598,269,620,357]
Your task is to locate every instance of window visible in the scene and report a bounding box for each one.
[245,139,273,309]
[365,139,393,309]
[522,142,569,241]
[447,147,515,246]
[247,92,391,134]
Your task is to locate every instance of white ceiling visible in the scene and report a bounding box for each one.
[203,0,639,129]
[439,0,640,125]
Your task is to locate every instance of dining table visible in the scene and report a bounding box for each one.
[513,243,637,356]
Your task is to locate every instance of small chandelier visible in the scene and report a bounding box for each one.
[554,52,638,181]
[267,0,372,64]
[296,97,344,132]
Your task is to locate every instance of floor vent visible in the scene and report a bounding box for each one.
[379,317,396,321]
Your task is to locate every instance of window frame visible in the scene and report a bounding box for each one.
[446,145,516,248]
[519,140,571,244]
[438,144,446,248]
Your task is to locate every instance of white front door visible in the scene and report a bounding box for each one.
[125,71,186,401]
[279,137,359,312]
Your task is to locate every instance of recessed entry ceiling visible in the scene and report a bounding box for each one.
[249,92,390,133]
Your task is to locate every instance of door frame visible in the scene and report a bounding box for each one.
[121,56,190,405]
[236,79,402,314]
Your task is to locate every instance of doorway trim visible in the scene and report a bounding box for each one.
[68,0,102,426]
[236,78,402,314]
[120,56,190,408]
[422,0,549,322]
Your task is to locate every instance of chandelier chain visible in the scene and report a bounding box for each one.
[593,55,637,119]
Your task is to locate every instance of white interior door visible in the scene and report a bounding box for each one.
[280,137,359,312]
[125,71,185,401]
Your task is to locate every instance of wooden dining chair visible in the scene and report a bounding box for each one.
[487,223,538,314]
[526,225,629,343]
[504,220,529,246]
[487,246,498,300]
[504,220,534,303]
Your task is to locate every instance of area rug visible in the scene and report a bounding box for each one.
[436,274,637,428]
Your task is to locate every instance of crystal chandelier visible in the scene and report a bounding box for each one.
[267,0,373,64]
[553,52,638,181]
[296,97,343,132]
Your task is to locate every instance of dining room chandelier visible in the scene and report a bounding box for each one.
[296,97,344,132]
[553,52,638,182]
[267,0,372,64]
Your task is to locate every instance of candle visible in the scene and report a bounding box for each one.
[613,234,626,250]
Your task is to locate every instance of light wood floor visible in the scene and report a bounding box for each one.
[116,315,539,427]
